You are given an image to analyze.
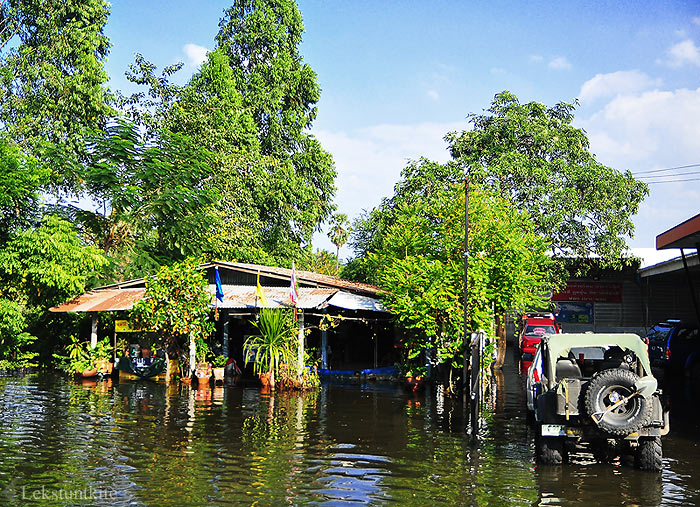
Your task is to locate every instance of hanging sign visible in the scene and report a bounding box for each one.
[115,320,144,333]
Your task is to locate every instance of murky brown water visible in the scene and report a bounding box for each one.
[0,353,699,506]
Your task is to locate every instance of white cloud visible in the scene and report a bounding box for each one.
[183,43,209,68]
[426,89,440,101]
[665,39,700,67]
[490,67,507,75]
[692,16,700,26]
[578,87,700,248]
[578,70,661,104]
[313,122,463,221]
[549,56,572,70]
[529,54,544,63]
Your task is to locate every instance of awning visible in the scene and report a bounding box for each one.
[656,213,700,250]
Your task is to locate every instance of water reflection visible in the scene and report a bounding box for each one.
[0,366,698,505]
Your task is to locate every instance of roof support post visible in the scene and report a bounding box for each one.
[321,310,328,369]
[681,248,700,325]
[297,311,305,376]
[90,314,98,349]
[189,332,196,375]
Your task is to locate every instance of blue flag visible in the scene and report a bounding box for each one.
[215,266,224,303]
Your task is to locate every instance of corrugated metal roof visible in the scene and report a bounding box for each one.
[217,262,379,296]
[50,286,338,313]
[50,288,145,313]
[92,261,381,297]
[216,285,336,309]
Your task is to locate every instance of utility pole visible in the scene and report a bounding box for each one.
[463,176,470,391]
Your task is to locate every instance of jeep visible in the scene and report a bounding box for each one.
[526,333,669,471]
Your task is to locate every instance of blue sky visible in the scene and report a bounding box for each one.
[104,1,700,265]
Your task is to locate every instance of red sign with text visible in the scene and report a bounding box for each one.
[552,281,622,303]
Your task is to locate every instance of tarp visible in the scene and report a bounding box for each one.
[326,291,387,312]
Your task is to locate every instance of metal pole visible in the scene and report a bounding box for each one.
[463,176,470,390]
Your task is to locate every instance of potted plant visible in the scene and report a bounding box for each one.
[211,355,227,384]
[93,338,114,375]
[243,309,295,390]
[194,337,212,388]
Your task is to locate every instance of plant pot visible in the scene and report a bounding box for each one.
[212,367,225,384]
[259,372,271,387]
[196,375,211,389]
[180,376,192,384]
[78,368,98,378]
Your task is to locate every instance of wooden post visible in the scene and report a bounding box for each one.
[189,333,196,375]
[297,311,305,376]
[321,311,328,369]
[90,314,98,349]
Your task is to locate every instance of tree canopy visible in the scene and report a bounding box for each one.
[0,0,113,190]
[446,91,648,267]
[358,160,553,378]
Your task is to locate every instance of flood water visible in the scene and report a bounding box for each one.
[1,353,700,506]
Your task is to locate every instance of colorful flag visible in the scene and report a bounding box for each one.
[215,266,224,303]
[255,270,269,307]
[290,261,299,306]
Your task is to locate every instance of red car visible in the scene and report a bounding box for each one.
[517,313,560,359]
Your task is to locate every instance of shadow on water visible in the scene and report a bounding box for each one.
[0,354,698,505]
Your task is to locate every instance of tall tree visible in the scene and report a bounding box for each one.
[327,213,350,270]
[0,136,48,242]
[0,0,112,190]
[119,1,337,266]
[365,161,553,379]
[446,91,648,268]
[76,120,219,281]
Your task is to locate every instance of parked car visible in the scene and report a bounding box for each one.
[517,313,560,359]
[647,320,700,377]
[526,333,668,471]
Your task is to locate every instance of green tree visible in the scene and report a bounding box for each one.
[372,164,552,379]
[130,260,214,372]
[120,8,337,265]
[301,249,339,277]
[0,136,48,242]
[327,213,350,270]
[446,91,648,268]
[71,120,220,281]
[213,0,336,262]
[0,0,112,189]
[0,215,108,366]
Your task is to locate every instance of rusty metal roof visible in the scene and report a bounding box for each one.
[49,286,338,313]
[49,288,145,313]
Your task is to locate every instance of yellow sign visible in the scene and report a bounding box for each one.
[115,320,143,333]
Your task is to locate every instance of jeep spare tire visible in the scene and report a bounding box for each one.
[583,368,652,436]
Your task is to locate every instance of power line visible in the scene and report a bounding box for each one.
[632,163,700,175]
[646,177,700,184]
[638,170,700,180]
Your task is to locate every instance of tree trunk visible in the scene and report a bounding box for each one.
[493,312,507,369]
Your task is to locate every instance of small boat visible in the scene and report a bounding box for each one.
[115,356,168,381]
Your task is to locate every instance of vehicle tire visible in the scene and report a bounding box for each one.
[635,437,662,472]
[536,431,565,465]
[583,369,652,436]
